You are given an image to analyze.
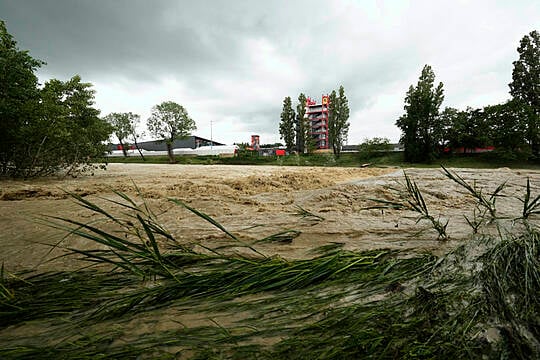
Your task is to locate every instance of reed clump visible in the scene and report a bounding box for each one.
[366,171,449,240]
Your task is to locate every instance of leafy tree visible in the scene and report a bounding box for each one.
[358,137,392,159]
[147,101,196,163]
[484,100,530,154]
[235,142,258,158]
[126,113,146,160]
[260,142,284,148]
[279,96,295,152]
[0,21,111,178]
[396,65,444,162]
[104,112,145,159]
[436,107,459,149]
[295,93,308,153]
[9,75,111,178]
[104,112,132,157]
[33,76,111,177]
[294,93,314,154]
[0,20,44,175]
[328,85,350,158]
[449,107,490,153]
[509,30,540,157]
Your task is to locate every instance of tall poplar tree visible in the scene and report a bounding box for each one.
[279,96,295,152]
[295,93,308,153]
[509,30,540,157]
[396,65,444,163]
[328,85,350,158]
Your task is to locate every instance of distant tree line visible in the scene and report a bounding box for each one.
[104,101,197,164]
[397,30,540,163]
[279,86,350,158]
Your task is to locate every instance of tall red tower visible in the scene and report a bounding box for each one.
[305,95,330,149]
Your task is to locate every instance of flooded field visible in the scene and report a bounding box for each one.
[1,163,539,271]
[2,163,540,359]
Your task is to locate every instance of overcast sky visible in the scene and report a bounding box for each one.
[1,1,539,145]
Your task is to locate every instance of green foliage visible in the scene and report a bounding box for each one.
[234,142,258,158]
[441,166,504,220]
[292,205,325,222]
[357,137,392,160]
[147,101,196,163]
[16,76,111,178]
[103,112,142,158]
[279,96,296,152]
[328,85,350,158]
[0,20,44,175]
[396,65,445,163]
[295,93,310,153]
[484,99,530,154]
[0,21,111,178]
[445,107,490,151]
[428,31,539,161]
[509,30,540,156]
[518,178,540,221]
[367,171,449,240]
[259,142,283,148]
[477,229,540,358]
[441,101,532,160]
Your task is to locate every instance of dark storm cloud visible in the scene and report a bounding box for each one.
[1,0,248,81]
[1,0,539,144]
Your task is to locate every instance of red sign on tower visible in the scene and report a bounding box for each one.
[322,95,329,105]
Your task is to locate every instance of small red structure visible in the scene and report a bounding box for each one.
[275,149,286,156]
[443,146,495,154]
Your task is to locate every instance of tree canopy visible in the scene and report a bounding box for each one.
[396,65,444,163]
[147,101,196,163]
[104,112,144,158]
[1,20,43,175]
[509,30,540,157]
[295,93,308,154]
[328,85,350,158]
[279,96,295,152]
[104,112,132,157]
[0,21,111,177]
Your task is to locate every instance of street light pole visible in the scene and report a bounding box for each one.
[210,120,213,150]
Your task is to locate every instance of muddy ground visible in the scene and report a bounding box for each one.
[1,163,539,272]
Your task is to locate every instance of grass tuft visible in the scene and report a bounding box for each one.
[441,165,505,220]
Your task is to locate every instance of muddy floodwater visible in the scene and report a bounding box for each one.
[1,163,539,272]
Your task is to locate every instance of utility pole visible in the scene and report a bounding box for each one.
[210,120,213,150]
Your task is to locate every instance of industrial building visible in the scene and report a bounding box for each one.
[110,136,223,152]
[132,136,223,151]
[108,136,232,157]
[305,95,330,150]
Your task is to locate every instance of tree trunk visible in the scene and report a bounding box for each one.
[333,143,340,159]
[119,140,128,157]
[532,141,540,159]
[133,138,145,161]
[166,142,175,163]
